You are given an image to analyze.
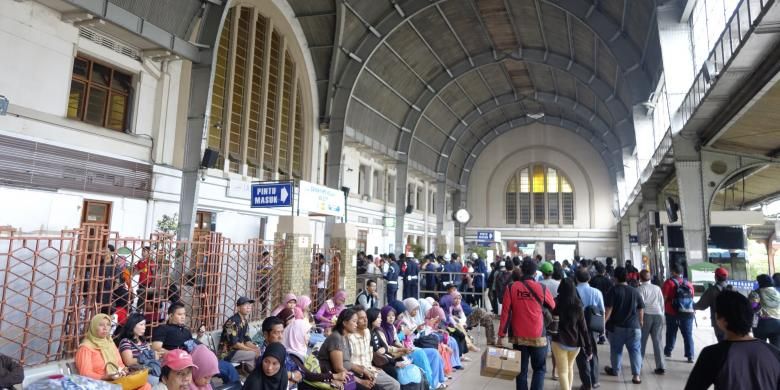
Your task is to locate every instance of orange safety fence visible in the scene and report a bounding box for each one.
[0,225,285,367]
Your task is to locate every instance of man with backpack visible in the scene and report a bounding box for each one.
[662,264,696,362]
[694,267,731,341]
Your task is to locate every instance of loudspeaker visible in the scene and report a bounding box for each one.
[405,204,413,214]
[201,148,219,168]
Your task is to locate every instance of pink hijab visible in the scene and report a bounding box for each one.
[295,295,312,319]
[189,345,219,390]
[272,293,298,316]
[283,319,311,357]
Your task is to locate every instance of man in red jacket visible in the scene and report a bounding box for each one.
[498,258,556,390]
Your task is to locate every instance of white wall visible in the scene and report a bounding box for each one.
[466,124,618,256]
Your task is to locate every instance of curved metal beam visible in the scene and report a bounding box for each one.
[456,116,620,187]
[330,0,651,123]
[434,92,621,174]
[397,51,634,156]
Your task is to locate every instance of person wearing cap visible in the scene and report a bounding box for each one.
[154,349,198,390]
[538,261,560,299]
[402,253,419,300]
[384,254,401,303]
[695,267,731,342]
[217,296,261,371]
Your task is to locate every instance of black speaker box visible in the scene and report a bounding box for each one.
[201,148,219,168]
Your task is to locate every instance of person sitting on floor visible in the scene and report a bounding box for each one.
[243,342,289,390]
[76,313,152,390]
[283,318,346,389]
[189,345,219,390]
[218,296,261,372]
[272,293,298,317]
[315,290,347,336]
[154,349,198,390]
[115,313,160,385]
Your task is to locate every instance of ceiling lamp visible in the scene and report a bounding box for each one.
[527,112,545,120]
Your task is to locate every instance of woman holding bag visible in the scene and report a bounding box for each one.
[550,279,593,390]
[76,313,152,390]
[116,313,161,385]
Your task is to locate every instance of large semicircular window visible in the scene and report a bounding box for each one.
[506,164,574,226]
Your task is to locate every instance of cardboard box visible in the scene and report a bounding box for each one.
[480,347,522,380]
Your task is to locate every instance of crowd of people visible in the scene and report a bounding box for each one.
[7,251,780,390]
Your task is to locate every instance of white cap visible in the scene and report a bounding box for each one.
[443,254,451,262]
[406,252,414,258]
[471,253,478,260]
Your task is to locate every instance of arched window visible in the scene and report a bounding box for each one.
[505,164,574,226]
[209,6,306,180]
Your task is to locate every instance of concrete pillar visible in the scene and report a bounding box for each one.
[454,236,465,256]
[331,223,358,297]
[673,137,708,266]
[395,162,408,255]
[618,217,632,264]
[177,1,227,240]
[367,165,374,198]
[274,216,313,297]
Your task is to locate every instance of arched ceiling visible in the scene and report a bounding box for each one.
[289,0,663,182]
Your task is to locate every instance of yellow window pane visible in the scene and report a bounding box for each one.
[547,168,558,193]
[532,164,545,193]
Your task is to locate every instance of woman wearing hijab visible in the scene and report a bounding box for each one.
[243,342,288,390]
[416,298,432,326]
[76,314,152,389]
[421,307,460,372]
[315,290,347,335]
[190,345,220,390]
[398,298,423,336]
[272,293,298,316]
[750,274,780,348]
[295,295,312,320]
[283,319,346,389]
[438,295,469,361]
[381,305,447,389]
[366,308,428,390]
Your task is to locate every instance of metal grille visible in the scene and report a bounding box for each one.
[548,193,560,224]
[0,134,152,199]
[519,193,531,224]
[562,193,574,225]
[0,226,284,367]
[78,27,140,61]
[505,192,517,224]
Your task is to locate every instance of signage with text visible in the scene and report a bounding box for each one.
[477,231,495,242]
[250,182,293,208]
[298,180,346,217]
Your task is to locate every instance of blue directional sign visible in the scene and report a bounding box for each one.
[251,182,293,208]
[476,231,494,242]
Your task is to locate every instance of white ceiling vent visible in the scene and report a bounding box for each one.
[79,27,141,61]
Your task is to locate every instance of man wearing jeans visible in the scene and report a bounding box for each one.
[662,264,695,362]
[604,267,645,385]
[637,270,666,375]
[574,268,604,389]
[498,259,556,390]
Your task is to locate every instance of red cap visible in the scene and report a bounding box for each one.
[162,349,198,371]
[715,268,728,279]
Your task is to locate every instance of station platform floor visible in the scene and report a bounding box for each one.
[449,311,717,389]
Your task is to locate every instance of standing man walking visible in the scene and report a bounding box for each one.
[604,267,645,385]
[637,270,666,375]
[498,259,556,390]
[662,264,696,363]
[574,268,604,390]
[694,267,730,342]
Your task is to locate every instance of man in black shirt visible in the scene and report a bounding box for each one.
[685,290,780,390]
[152,302,193,352]
[218,296,260,370]
[590,262,613,344]
[604,267,645,385]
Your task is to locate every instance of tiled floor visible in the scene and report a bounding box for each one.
[446,312,717,389]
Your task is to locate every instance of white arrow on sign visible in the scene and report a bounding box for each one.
[280,186,289,203]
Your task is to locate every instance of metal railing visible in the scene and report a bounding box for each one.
[678,0,771,129]
[0,226,285,367]
[417,270,487,310]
